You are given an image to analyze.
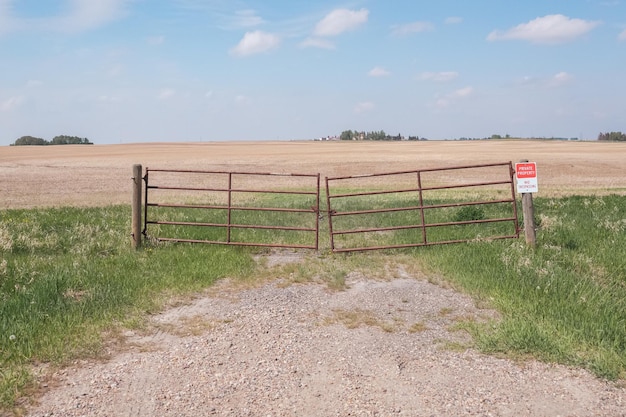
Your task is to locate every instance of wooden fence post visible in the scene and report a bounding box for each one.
[132,164,143,249]
[519,159,536,248]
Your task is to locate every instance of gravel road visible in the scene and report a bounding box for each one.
[26,261,624,417]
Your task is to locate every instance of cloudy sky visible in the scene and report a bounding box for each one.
[1,0,625,145]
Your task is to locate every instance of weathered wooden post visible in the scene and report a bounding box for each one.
[517,160,537,248]
[522,189,536,247]
[131,164,143,249]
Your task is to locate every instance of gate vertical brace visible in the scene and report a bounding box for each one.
[417,171,427,245]
[325,177,335,252]
[142,168,149,236]
[132,164,143,249]
[227,172,232,243]
[509,162,520,238]
[315,173,320,251]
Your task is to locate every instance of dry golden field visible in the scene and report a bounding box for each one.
[1,140,625,209]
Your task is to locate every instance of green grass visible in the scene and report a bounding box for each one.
[1,194,625,413]
[328,192,517,250]
[146,192,318,247]
[416,195,626,379]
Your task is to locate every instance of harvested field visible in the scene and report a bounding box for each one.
[1,140,625,209]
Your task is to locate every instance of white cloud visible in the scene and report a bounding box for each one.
[107,64,124,78]
[445,17,463,25]
[98,95,121,103]
[147,35,165,45]
[368,67,390,77]
[487,14,600,44]
[517,75,540,86]
[619,28,626,41]
[0,0,15,33]
[0,96,24,111]
[354,101,375,114]
[517,72,573,88]
[26,79,43,88]
[299,37,335,49]
[230,31,280,57]
[59,0,129,32]
[157,89,176,100]
[172,0,213,11]
[235,95,251,105]
[313,8,368,37]
[434,87,473,108]
[418,71,459,82]
[434,98,450,108]
[550,71,573,86]
[391,21,434,36]
[230,9,265,28]
[453,86,474,98]
[0,0,130,34]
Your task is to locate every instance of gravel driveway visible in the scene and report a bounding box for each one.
[27,263,625,417]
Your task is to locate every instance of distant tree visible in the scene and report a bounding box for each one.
[598,131,626,141]
[367,130,386,141]
[490,134,503,139]
[12,136,47,146]
[11,135,93,146]
[340,130,355,141]
[340,130,420,141]
[51,135,92,145]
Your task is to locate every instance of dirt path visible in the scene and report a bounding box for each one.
[26,262,625,417]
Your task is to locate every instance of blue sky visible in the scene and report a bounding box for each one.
[1,0,625,145]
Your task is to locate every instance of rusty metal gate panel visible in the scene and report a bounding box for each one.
[325,162,519,253]
[143,169,320,250]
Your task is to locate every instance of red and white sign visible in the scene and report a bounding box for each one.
[515,162,538,193]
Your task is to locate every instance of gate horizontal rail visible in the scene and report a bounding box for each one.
[143,169,320,250]
[326,162,519,253]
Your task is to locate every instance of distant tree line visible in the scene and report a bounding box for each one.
[11,135,93,146]
[340,130,423,141]
[487,134,578,141]
[597,131,626,141]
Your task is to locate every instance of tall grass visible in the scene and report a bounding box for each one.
[417,195,626,379]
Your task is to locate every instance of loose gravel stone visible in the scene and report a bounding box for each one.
[27,271,625,417]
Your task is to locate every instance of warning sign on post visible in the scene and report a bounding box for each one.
[515,162,538,193]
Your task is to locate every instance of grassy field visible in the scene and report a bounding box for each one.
[1,140,625,412]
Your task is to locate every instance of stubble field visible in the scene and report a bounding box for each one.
[1,139,625,209]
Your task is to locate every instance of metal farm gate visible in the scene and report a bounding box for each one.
[143,169,320,250]
[325,162,520,253]
[140,162,520,253]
